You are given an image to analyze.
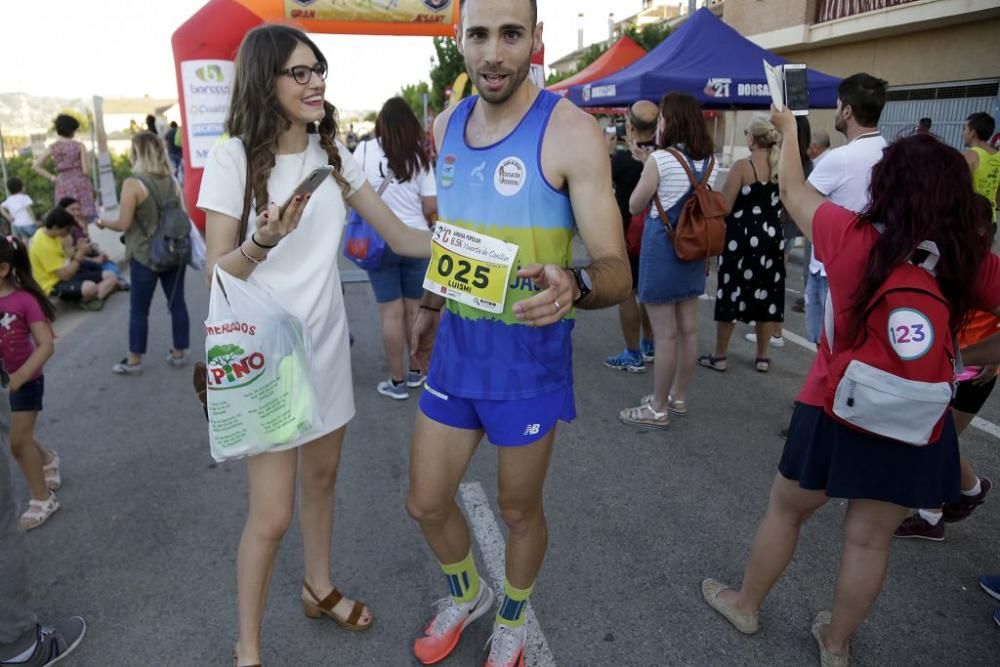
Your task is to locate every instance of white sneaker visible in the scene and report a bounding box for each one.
[413,585,495,664]
[485,623,527,667]
[744,332,784,347]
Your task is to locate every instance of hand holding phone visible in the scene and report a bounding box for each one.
[278,166,334,217]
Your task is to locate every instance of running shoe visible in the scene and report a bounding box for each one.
[377,379,409,400]
[893,514,945,541]
[604,349,645,373]
[980,575,1000,601]
[165,351,188,369]
[942,477,992,523]
[484,623,526,667]
[744,332,785,347]
[0,617,87,667]
[413,585,495,665]
[406,369,427,388]
[640,339,655,363]
[111,359,143,375]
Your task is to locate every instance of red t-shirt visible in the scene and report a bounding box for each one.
[797,202,1000,406]
[0,289,49,379]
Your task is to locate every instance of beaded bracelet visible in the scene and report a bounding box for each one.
[251,233,278,249]
[239,244,265,265]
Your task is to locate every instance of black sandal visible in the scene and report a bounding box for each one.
[698,354,727,372]
[755,358,770,373]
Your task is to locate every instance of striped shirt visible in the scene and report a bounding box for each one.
[650,149,710,217]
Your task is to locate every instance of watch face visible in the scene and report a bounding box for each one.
[580,269,593,290]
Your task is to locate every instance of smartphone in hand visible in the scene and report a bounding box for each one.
[278,166,334,217]
[783,64,810,116]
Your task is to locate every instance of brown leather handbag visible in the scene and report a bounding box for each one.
[653,148,728,274]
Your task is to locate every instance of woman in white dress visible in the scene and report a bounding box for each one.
[197,25,430,667]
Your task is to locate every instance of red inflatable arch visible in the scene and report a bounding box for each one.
[171,0,459,229]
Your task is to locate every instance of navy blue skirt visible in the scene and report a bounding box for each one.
[778,403,960,508]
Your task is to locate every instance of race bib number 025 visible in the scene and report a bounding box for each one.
[423,222,519,314]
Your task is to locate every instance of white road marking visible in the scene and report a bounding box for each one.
[459,482,556,667]
[777,326,1000,442]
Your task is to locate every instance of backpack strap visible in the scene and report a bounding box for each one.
[664,148,715,188]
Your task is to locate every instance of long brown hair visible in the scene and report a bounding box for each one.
[0,236,56,321]
[226,24,349,213]
[658,92,714,160]
[375,97,430,183]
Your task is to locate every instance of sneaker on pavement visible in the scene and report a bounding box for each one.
[406,369,427,388]
[894,514,944,541]
[377,379,410,400]
[980,575,1000,602]
[744,332,785,347]
[485,623,526,667]
[42,449,60,491]
[413,585,495,665]
[165,351,188,369]
[640,339,655,363]
[604,349,645,373]
[0,617,87,667]
[111,358,143,375]
[942,477,992,523]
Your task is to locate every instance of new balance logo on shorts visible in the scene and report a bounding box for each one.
[523,424,541,436]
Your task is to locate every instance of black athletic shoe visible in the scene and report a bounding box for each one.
[0,617,87,667]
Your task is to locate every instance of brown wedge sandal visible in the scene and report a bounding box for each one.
[302,582,373,632]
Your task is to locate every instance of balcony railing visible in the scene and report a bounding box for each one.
[816,0,920,23]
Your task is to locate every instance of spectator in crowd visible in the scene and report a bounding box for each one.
[164,121,184,183]
[700,116,785,373]
[0,237,59,531]
[705,106,1000,667]
[96,132,190,375]
[605,101,657,374]
[58,197,127,287]
[2,178,38,242]
[962,112,999,225]
[145,114,158,136]
[619,92,713,429]
[32,114,97,222]
[0,409,86,664]
[916,117,932,134]
[28,208,118,310]
[354,97,436,399]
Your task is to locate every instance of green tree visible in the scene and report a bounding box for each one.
[429,37,467,110]
[364,111,378,123]
[624,23,672,52]
[5,155,55,217]
[400,81,433,119]
[207,344,246,382]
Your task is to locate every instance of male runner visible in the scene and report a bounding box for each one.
[405,1,631,665]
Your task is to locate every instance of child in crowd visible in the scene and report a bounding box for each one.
[0,236,60,529]
[1,178,38,242]
[58,197,128,288]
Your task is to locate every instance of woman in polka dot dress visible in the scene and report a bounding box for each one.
[699,117,784,373]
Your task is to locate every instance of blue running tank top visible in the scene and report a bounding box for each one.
[429,91,576,400]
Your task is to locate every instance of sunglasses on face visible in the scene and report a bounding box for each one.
[279,62,328,85]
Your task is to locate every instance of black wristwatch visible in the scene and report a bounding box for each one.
[572,267,592,304]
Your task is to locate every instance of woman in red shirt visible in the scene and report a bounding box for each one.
[702,106,1000,665]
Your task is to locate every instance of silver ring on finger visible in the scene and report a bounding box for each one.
[553,300,561,313]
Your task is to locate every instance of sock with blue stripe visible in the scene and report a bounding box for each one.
[496,578,534,628]
[441,551,481,605]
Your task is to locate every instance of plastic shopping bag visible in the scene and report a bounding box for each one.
[189,221,207,270]
[204,268,322,461]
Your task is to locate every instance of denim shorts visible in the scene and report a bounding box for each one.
[366,247,430,304]
[419,383,576,447]
[9,376,44,412]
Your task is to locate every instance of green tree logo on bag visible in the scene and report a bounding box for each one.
[207,344,266,389]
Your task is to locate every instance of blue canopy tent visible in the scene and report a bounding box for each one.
[568,8,841,110]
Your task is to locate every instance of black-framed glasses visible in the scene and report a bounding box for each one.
[279,62,328,85]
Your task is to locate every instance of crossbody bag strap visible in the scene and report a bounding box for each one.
[236,139,252,248]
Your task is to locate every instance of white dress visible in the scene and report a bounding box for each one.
[197,135,364,445]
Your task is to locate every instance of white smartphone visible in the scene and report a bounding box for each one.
[279,166,334,217]
[783,64,810,116]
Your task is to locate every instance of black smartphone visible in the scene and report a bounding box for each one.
[783,64,809,116]
[615,119,627,139]
[278,166,334,217]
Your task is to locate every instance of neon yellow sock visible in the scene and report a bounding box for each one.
[441,551,481,604]
[496,578,533,628]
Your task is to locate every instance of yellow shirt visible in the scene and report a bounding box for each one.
[971,147,1000,222]
[28,229,68,295]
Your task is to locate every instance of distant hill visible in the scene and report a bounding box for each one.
[0,92,90,136]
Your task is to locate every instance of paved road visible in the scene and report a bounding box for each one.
[11,257,1000,666]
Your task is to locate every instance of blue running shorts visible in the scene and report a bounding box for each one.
[419,383,576,446]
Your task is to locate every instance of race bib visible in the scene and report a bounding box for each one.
[423,222,519,314]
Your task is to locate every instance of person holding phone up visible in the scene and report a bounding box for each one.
[197,25,430,667]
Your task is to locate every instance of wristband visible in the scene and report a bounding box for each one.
[251,233,278,249]
[420,305,441,313]
[239,244,265,265]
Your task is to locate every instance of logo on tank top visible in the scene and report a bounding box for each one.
[494,157,526,196]
[440,154,457,188]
